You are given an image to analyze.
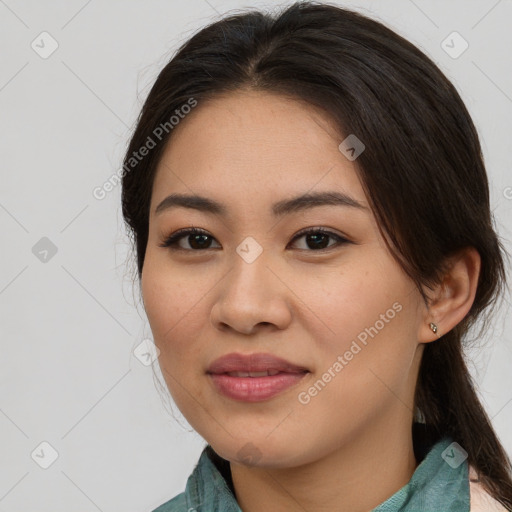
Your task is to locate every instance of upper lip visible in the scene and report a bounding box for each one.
[207,352,309,374]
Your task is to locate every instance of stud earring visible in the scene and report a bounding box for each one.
[429,322,438,334]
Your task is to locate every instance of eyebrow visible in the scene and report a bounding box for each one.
[154,191,367,217]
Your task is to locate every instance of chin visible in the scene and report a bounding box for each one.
[210,437,308,469]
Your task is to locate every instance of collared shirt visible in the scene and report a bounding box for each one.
[151,435,507,511]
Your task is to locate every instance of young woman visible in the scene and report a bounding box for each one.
[121,2,512,510]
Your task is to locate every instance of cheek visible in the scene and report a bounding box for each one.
[141,256,205,360]
[314,260,419,384]
[306,262,405,344]
[141,260,210,413]
[297,295,418,452]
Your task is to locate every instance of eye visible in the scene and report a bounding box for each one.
[288,227,350,251]
[159,227,220,251]
[159,227,351,252]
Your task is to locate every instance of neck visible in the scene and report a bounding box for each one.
[230,414,418,512]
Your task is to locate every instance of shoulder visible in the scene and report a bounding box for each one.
[469,465,509,512]
[150,491,189,512]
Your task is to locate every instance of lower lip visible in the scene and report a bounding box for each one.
[208,372,308,402]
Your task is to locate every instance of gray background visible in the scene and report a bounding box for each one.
[1,1,511,511]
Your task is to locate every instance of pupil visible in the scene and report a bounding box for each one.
[308,233,328,249]
[190,234,210,249]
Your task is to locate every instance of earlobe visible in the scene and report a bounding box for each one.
[419,247,481,343]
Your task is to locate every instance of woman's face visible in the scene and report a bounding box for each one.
[142,89,427,467]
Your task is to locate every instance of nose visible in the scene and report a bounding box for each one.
[210,252,292,335]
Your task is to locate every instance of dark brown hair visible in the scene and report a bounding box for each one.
[121,1,512,508]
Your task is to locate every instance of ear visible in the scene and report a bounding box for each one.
[418,247,481,343]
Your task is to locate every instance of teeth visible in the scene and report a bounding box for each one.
[227,370,282,377]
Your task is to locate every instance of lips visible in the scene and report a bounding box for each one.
[206,352,309,375]
[207,352,309,402]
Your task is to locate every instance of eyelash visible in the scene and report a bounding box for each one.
[158,227,350,252]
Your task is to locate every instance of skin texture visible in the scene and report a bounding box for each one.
[141,89,481,512]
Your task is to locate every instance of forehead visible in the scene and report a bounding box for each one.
[151,90,366,210]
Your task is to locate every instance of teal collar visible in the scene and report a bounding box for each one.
[153,436,469,511]
[372,436,469,511]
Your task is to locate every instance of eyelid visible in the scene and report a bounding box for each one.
[290,226,348,242]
